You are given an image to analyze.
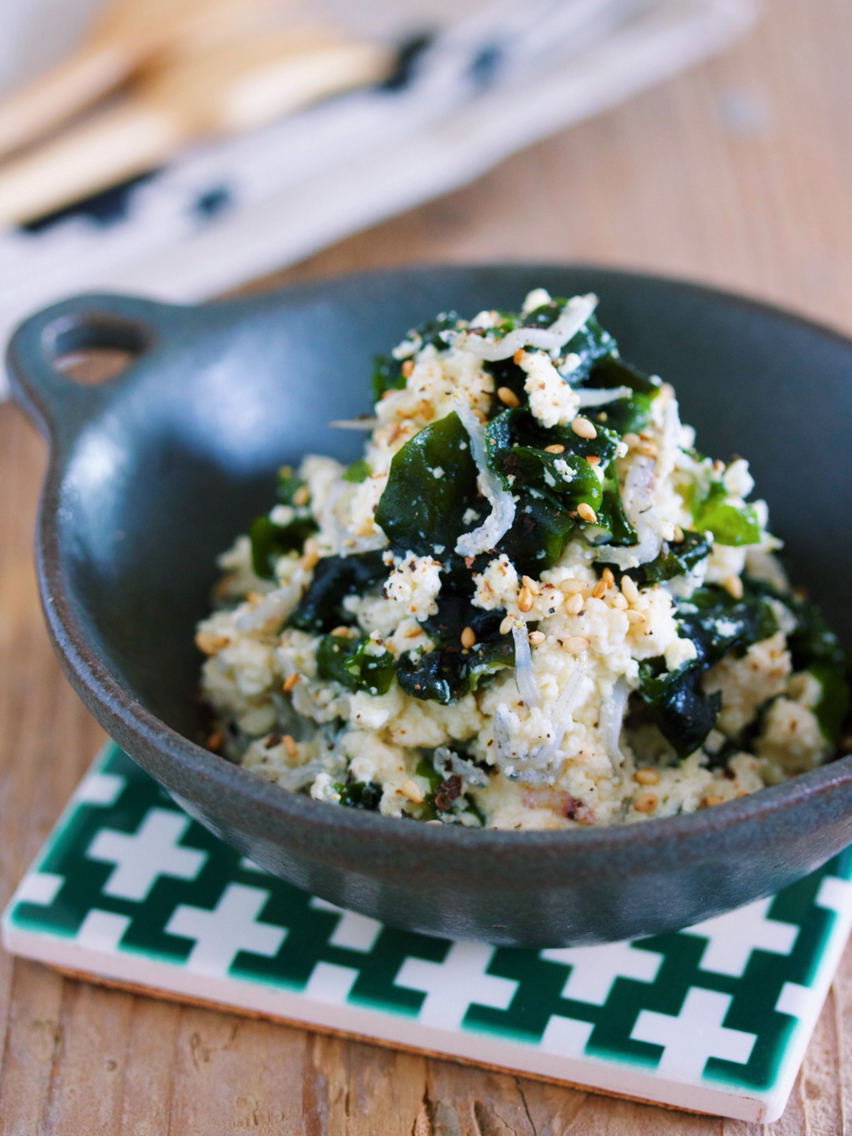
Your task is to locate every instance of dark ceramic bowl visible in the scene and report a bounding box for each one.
[8,265,852,948]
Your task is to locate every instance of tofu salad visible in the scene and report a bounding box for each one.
[196,289,850,829]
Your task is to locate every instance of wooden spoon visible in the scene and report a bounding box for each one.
[0,29,394,228]
[0,0,289,160]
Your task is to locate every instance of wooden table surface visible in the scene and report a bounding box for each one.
[2,1,851,1131]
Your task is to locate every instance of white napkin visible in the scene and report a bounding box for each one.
[0,0,758,398]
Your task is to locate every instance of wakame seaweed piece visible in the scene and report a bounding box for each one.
[678,582,779,666]
[497,492,578,576]
[484,355,527,407]
[638,662,722,758]
[343,458,371,483]
[249,513,317,579]
[375,411,479,557]
[485,407,614,571]
[641,531,712,585]
[808,663,851,745]
[334,779,384,810]
[276,465,308,505]
[486,406,620,468]
[371,353,405,399]
[398,602,514,704]
[602,530,711,585]
[743,577,845,669]
[289,550,387,632]
[371,313,461,400]
[521,298,568,328]
[585,355,660,436]
[316,633,396,696]
[594,462,637,547]
[500,445,604,513]
[559,312,619,383]
[746,577,851,744]
[396,648,469,704]
[637,582,780,755]
[686,479,761,547]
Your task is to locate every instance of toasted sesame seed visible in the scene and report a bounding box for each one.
[513,347,525,365]
[577,502,597,524]
[521,575,541,596]
[610,592,628,610]
[620,575,640,604]
[283,735,298,759]
[635,441,658,458]
[460,626,477,648]
[418,399,434,420]
[634,768,660,785]
[564,636,590,654]
[601,568,615,589]
[565,592,584,615]
[528,631,546,646]
[195,631,228,656]
[626,609,646,624]
[634,792,658,814]
[293,484,311,506]
[622,432,640,449]
[500,614,515,635]
[282,672,300,692]
[400,779,423,803]
[591,579,607,599]
[734,790,750,798]
[700,793,725,808]
[401,359,414,377]
[558,578,586,594]
[497,386,520,408]
[571,416,597,439]
[544,443,565,454]
[247,591,264,605]
[517,586,534,613]
[672,524,684,543]
[206,731,224,752]
[300,539,319,571]
[723,575,744,600]
[404,626,422,639]
[331,625,351,637]
[585,455,601,466]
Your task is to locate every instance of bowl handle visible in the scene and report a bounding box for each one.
[5,292,182,445]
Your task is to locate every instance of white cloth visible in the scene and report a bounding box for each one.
[0,0,758,397]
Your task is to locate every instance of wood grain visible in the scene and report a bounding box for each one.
[2,0,852,1130]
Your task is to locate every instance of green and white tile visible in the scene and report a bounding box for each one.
[4,742,851,1123]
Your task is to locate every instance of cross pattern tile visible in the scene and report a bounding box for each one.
[87,809,207,901]
[679,899,799,977]
[5,742,852,1116]
[631,988,757,1081]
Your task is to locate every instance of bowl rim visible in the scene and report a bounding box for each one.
[12,260,852,857]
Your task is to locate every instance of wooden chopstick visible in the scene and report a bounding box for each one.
[0,0,289,160]
[0,29,394,229]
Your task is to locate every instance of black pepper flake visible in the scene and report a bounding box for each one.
[264,734,282,749]
[562,794,594,823]
[434,774,463,812]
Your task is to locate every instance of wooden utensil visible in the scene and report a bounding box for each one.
[0,0,290,160]
[0,29,393,228]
